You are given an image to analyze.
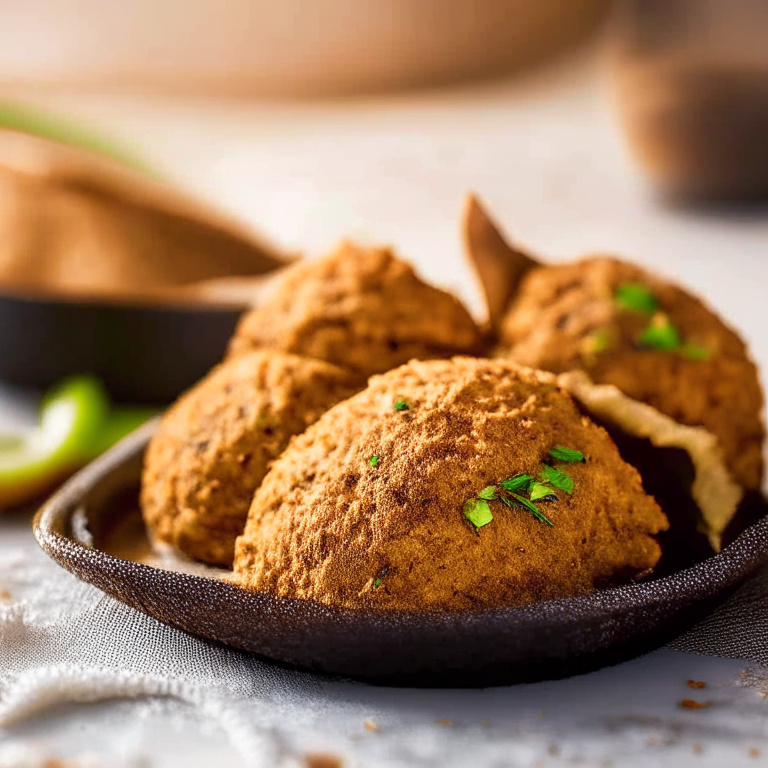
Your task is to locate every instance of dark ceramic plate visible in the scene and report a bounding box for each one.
[0,290,244,403]
[33,420,768,686]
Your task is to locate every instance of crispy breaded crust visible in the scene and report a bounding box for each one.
[234,357,667,611]
[499,257,765,491]
[141,350,358,567]
[228,242,483,380]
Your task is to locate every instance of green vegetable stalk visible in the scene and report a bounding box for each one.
[0,100,152,175]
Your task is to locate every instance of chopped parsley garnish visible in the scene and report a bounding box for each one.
[681,342,711,361]
[463,444,586,530]
[463,498,493,528]
[528,481,557,503]
[499,474,533,493]
[638,314,682,351]
[393,397,411,412]
[614,285,707,362]
[549,446,585,463]
[510,492,554,527]
[373,565,390,589]
[368,455,380,468]
[541,464,574,493]
[582,327,612,357]
[615,282,659,314]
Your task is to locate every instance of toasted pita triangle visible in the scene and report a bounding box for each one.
[555,369,743,551]
[461,193,539,330]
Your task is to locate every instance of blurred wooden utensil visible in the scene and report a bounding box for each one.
[0,129,290,302]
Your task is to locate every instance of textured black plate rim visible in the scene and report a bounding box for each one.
[32,421,768,684]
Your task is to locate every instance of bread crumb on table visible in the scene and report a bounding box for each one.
[680,699,711,710]
[304,754,343,768]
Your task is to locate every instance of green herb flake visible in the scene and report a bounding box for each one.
[463,498,493,528]
[0,100,154,175]
[478,485,497,500]
[541,465,574,493]
[638,315,682,352]
[528,481,557,502]
[368,455,380,468]
[581,327,612,357]
[393,397,411,412]
[510,492,553,527]
[499,473,533,493]
[373,565,390,589]
[549,446,585,463]
[615,282,659,314]
[681,342,711,361]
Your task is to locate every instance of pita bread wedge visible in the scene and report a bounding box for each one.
[555,369,743,552]
[461,193,539,330]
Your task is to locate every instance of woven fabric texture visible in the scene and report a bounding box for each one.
[2,533,768,767]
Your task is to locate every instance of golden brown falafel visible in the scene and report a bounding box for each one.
[498,257,765,492]
[228,242,483,380]
[234,357,668,611]
[141,350,358,567]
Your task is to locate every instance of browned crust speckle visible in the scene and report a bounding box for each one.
[141,350,358,566]
[498,256,765,491]
[234,357,667,611]
[228,241,483,380]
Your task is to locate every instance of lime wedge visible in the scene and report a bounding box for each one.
[0,376,155,509]
[91,406,158,457]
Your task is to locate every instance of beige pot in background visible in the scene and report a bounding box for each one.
[0,0,608,97]
[612,0,768,200]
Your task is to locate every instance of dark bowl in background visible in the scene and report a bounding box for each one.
[0,289,244,402]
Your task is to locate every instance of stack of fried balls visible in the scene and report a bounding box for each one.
[141,209,764,612]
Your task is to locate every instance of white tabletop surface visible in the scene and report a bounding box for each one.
[2,50,768,767]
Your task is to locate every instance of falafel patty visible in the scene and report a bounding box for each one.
[228,241,483,380]
[141,350,358,567]
[498,257,765,492]
[234,357,668,611]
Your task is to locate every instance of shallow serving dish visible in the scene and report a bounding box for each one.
[33,420,768,686]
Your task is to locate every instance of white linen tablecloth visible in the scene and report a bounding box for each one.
[2,51,768,767]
